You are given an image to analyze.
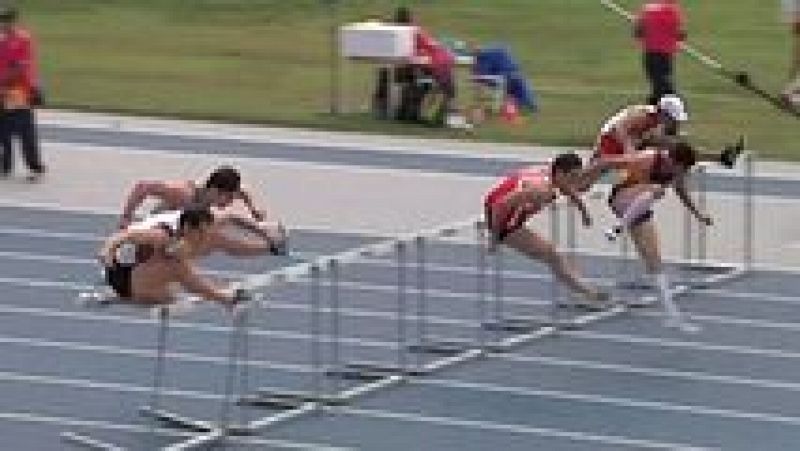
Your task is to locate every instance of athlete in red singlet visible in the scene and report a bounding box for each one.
[484,153,608,306]
[591,95,742,179]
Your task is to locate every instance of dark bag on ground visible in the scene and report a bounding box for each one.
[373,66,444,125]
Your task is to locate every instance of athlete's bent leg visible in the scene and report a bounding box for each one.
[628,220,699,332]
[502,227,607,303]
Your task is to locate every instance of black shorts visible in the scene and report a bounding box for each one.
[608,185,654,228]
[105,263,134,299]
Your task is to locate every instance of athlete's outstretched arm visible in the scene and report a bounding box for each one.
[98,228,170,266]
[576,153,643,192]
[213,230,272,257]
[119,181,171,229]
[237,188,267,221]
[175,260,234,305]
[561,185,592,227]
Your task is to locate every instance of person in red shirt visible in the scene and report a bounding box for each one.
[634,0,686,105]
[781,0,800,106]
[0,6,44,180]
[394,7,455,121]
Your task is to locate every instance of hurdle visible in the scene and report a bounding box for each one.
[674,153,755,288]
[62,298,252,451]
[178,152,756,446]
[232,217,492,433]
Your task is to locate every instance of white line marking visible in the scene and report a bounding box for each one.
[45,141,497,182]
[3,241,800,306]
[9,290,800,372]
[0,276,94,290]
[0,303,392,352]
[499,354,800,392]
[567,330,800,360]
[0,411,348,450]
[338,407,710,450]
[0,250,95,265]
[417,378,800,426]
[37,110,800,181]
[0,250,267,280]
[5,272,800,357]
[0,334,312,373]
[38,109,546,161]
[0,226,101,241]
[0,370,224,401]
[0,220,391,243]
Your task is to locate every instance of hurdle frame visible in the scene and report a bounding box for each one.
[171,153,755,449]
[62,301,252,451]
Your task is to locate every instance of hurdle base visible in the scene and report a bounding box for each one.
[61,432,124,451]
[675,260,736,274]
[616,280,654,291]
[539,318,583,330]
[241,389,347,409]
[624,295,657,309]
[482,317,540,333]
[326,361,426,381]
[139,406,216,433]
[407,338,475,356]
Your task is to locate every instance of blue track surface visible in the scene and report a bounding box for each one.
[1,205,799,450]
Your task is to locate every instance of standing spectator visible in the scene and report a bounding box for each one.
[634,0,686,105]
[781,0,800,105]
[0,6,44,180]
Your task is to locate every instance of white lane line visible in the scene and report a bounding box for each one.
[0,250,95,265]
[11,294,800,369]
[45,142,497,182]
[0,227,100,241]
[0,208,392,239]
[0,411,349,450]
[566,330,800,360]
[0,250,265,280]
[700,288,800,304]
[3,244,800,308]
[5,274,800,360]
[37,110,800,182]
[0,301,396,350]
[4,219,800,278]
[498,354,800,392]
[414,378,800,426]
[0,225,391,244]
[38,109,547,161]
[0,334,311,374]
[0,370,223,401]
[0,276,94,290]
[8,297,800,399]
[338,407,709,450]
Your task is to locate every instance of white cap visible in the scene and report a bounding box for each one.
[657,95,688,122]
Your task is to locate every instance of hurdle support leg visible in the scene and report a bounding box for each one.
[243,262,348,412]
[142,305,254,450]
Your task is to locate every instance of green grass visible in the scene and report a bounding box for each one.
[19,0,800,158]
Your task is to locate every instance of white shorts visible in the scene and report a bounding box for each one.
[783,0,800,22]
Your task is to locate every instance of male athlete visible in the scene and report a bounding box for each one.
[117,165,287,255]
[485,153,609,307]
[98,204,258,307]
